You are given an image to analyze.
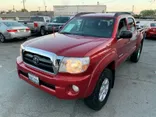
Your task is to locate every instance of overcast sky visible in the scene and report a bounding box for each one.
[0,0,155,13]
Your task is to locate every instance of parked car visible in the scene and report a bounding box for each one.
[24,16,51,36]
[16,12,144,110]
[45,16,71,33]
[0,20,31,43]
[146,22,156,38]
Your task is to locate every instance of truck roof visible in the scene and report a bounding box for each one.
[76,12,132,18]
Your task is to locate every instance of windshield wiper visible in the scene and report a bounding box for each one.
[79,33,103,38]
[59,32,74,35]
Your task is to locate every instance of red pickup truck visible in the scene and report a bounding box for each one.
[16,13,144,110]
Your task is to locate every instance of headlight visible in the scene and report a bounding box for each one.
[59,57,90,74]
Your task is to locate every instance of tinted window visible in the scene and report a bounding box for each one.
[117,18,128,37]
[150,23,156,27]
[128,18,136,32]
[3,22,23,27]
[30,17,44,22]
[51,17,70,23]
[60,17,114,38]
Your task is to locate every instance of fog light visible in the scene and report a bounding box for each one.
[72,85,79,92]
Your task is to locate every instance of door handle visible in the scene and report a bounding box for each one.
[125,41,130,44]
[127,41,131,44]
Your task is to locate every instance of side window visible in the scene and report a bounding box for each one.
[117,18,128,37]
[128,18,136,32]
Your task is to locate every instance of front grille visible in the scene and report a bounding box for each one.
[23,51,54,73]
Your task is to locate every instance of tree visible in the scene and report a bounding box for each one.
[7,10,13,13]
[140,10,156,16]
[21,9,28,12]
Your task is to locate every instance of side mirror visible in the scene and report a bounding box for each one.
[119,31,133,39]
[59,26,63,30]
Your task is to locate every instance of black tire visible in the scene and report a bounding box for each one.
[40,27,46,36]
[23,37,28,40]
[84,68,113,111]
[130,43,143,63]
[0,33,6,43]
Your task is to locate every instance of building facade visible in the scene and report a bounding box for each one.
[54,5,107,16]
[0,11,54,20]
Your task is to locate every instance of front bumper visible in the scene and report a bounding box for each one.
[16,56,91,99]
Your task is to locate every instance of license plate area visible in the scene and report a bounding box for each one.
[19,29,26,32]
[28,73,39,85]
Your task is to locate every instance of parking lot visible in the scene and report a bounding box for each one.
[0,37,156,117]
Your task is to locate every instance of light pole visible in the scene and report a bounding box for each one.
[22,0,26,10]
[38,7,41,11]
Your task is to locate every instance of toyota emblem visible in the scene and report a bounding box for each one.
[33,55,39,66]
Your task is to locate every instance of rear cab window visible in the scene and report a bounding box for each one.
[30,17,44,22]
[117,18,128,37]
[128,17,136,32]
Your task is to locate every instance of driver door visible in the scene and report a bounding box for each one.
[116,18,130,66]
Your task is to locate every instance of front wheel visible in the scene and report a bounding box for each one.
[130,43,143,63]
[84,68,113,111]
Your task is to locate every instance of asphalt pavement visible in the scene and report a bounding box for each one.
[0,37,156,117]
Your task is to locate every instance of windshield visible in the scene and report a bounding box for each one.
[60,17,114,38]
[30,17,44,22]
[150,23,156,27]
[3,22,23,27]
[51,17,70,23]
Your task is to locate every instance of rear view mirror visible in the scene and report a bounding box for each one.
[119,31,133,39]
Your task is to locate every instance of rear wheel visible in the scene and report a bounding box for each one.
[0,33,6,43]
[130,43,143,63]
[84,68,113,111]
[40,27,46,36]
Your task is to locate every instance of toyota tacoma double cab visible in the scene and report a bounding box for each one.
[16,12,144,110]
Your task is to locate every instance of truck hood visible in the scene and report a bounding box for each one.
[23,33,109,57]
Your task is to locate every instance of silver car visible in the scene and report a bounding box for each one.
[0,20,31,43]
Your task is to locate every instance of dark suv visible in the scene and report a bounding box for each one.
[45,16,71,33]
